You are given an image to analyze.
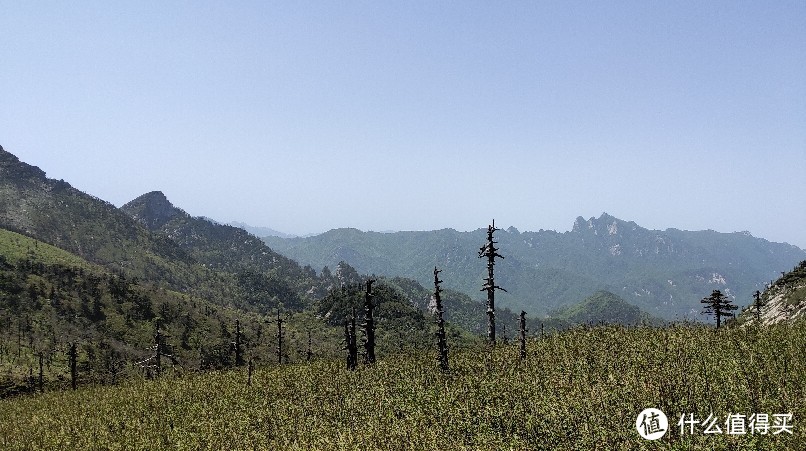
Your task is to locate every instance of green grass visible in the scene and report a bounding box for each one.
[1,323,804,450]
[0,228,94,269]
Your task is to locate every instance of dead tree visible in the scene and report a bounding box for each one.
[68,342,77,390]
[247,357,254,386]
[753,290,764,323]
[433,267,449,372]
[17,320,23,359]
[135,328,178,377]
[306,329,313,362]
[362,279,377,364]
[518,311,528,360]
[232,320,245,367]
[275,309,286,364]
[344,308,358,371]
[478,220,506,346]
[38,352,44,392]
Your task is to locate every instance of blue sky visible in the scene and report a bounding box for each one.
[2,2,804,247]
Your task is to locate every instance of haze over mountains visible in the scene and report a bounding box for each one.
[226,222,297,239]
[2,143,804,324]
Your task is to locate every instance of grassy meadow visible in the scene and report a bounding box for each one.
[1,322,804,450]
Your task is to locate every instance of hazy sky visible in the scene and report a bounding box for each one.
[2,2,804,247]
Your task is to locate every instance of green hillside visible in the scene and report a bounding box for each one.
[550,290,662,326]
[0,147,464,396]
[121,191,319,312]
[0,146,320,313]
[0,147,191,282]
[0,228,94,269]
[0,227,328,396]
[0,229,453,397]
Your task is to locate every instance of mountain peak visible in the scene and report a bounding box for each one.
[571,213,638,237]
[121,191,187,231]
[0,145,47,183]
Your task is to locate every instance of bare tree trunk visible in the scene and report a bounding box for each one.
[233,320,244,367]
[753,290,762,323]
[306,329,313,362]
[433,267,449,372]
[136,327,177,378]
[344,308,358,371]
[155,330,163,377]
[478,220,506,346]
[343,322,352,370]
[38,352,44,392]
[519,311,528,361]
[362,279,376,364]
[68,343,77,390]
[276,310,284,364]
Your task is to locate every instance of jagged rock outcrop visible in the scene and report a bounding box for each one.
[742,261,806,325]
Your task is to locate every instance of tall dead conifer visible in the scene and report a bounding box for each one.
[344,308,358,370]
[519,311,528,360]
[362,279,376,364]
[135,327,177,377]
[276,309,285,364]
[306,329,313,362]
[433,267,449,372]
[247,357,254,386]
[233,319,244,367]
[68,342,77,390]
[478,220,506,346]
[753,290,764,323]
[38,352,44,392]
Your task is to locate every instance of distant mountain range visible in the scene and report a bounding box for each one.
[8,142,803,395]
[2,141,803,329]
[262,217,806,320]
[226,221,297,239]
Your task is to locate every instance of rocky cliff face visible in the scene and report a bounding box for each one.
[744,261,806,325]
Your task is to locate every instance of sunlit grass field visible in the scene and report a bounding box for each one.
[1,323,803,450]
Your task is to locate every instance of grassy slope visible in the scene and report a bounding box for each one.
[1,323,803,450]
[550,290,663,326]
[0,228,95,269]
